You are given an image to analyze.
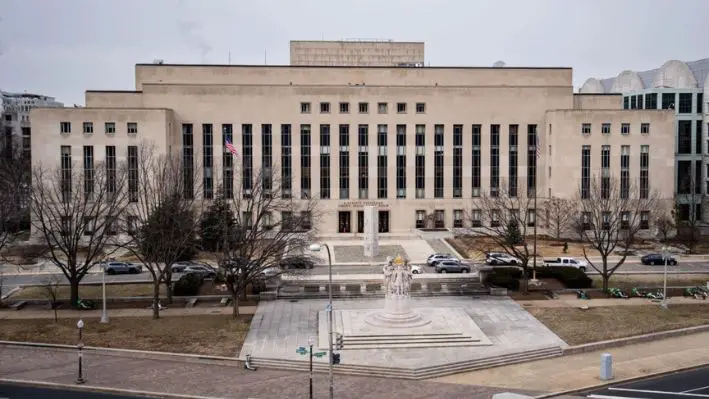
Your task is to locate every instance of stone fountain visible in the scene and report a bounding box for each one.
[317,255,492,350]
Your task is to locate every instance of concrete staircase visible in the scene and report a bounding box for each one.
[341,332,484,349]
[247,346,563,379]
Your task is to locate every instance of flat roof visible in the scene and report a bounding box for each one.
[135,63,572,71]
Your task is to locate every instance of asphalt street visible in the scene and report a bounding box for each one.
[0,383,147,399]
[587,366,709,399]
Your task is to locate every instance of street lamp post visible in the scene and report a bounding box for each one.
[309,243,334,399]
[308,336,314,399]
[661,246,669,309]
[100,260,109,324]
[76,319,86,384]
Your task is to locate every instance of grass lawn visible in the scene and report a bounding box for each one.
[528,304,709,345]
[0,315,251,356]
[11,284,155,300]
[592,274,709,290]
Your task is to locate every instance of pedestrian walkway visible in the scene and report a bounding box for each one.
[0,305,257,320]
[517,296,709,308]
[432,331,709,392]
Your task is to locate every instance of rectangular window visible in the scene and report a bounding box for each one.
[262,124,273,195]
[678,93,692,113]
[581,145,591,199]
[641,123,650,134]
[678,160,692,194]
[83,122,93,134]
[508,124,518,197]
[470,209,482,227]
[319,124,331,199]
[601,145,611,199]
[300,124,311,199]
[60,122,71,133]
[320,102,330,114]
[452,124,463,198]
[182,124,194,199]
[339,102,349,113]
[358,102,369,114]
[601,123,611,134]
[358,124,369,199]
[415,103,426,114]
[396,102,407,114]
[490,124,500,197]
[621,123,630,135]
[661,93,675,110]
[630,96,637,109]
[645,93,657,109]
[472,124,481,197]
[105,122,116,134]
[528,209,536,227]
[105,146,116,196]
[377,124,387,199]
[453,210,463,228]
[128,145,138,202]
[637,95,644,109]
[697,93,703,114]
[696,122,703,155]
[396,125,406,199]
[223,124,234,199]
[581,123,591,134]
[620,145,630,199]
[640,211,650,230]
[83,146,93,200]
[203,123,214,199]
[434,124,444,198]
[415,124,425,198]
[415,210,426,229]
[527,124,538,196]
[678,120,692,154]
[378,102,388,114]
[60,146,73,202]
[127,122,138,134]
[242,124,253,197]
[280,124,291,199]
[339,124,349,199]
[300,102,311,114]
[623,96,629,109]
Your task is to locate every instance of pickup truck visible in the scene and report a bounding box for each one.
[542,257,588,272]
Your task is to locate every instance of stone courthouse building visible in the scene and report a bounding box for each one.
[31,41,674,236]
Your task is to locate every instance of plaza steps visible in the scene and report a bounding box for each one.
[341,332,484,349]
[247,346,563,379]
[274,287,490,300]
[315,233,423,242]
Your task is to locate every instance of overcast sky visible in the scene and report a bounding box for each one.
[1,0,707,105]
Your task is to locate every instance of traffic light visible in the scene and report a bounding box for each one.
[335,333,344,350]
[331,353,341,365]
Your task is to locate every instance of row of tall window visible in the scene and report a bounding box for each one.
[59,145,138,202]
[624,92,703,114]
[580,145,650,199]
[581,123,649,135]
[677,120,704,155]
[301,101,425,115]
[60,121,139,135]
[181,123,540,200]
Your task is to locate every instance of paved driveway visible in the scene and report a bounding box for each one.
[0,346,537,399]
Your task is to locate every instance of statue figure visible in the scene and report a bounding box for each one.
[383,264,394,294]
[384,255,412,297]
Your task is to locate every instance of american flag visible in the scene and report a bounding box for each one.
[225,138,238,156]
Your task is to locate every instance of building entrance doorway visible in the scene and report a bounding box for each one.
[338,211,351,233]
[378,210,389,233]
[357,211,364,233]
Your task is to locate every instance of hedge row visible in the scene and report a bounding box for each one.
[485,266,593,290]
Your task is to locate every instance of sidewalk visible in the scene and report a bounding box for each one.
[517,296,709,308]
[432,331,709,392]
[0,305,258,320]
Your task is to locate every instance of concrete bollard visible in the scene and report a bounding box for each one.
[600,353,613,381]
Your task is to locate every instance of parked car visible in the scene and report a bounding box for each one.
[279,257,315,270]
[435,260,471,274]
[542,257,588,272]
[261,267,281,278]
[384,264,424,274]
[485,252,520,266]
[641,253,678,266]
[182,265,217,279]
[99,261,143,275]
[427,253,458,266]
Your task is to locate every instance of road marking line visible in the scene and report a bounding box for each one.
[588,394,651,399]
[610,387,709,397]
[683,386,709,394]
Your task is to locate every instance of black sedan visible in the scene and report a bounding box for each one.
[641,253,678,266]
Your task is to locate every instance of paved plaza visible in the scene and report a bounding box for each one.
[315,240,437,264]
[239,297,568,369]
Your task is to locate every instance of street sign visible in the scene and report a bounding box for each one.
[325,304,332,311]
[314,352,327,358]
[296,347,307,355]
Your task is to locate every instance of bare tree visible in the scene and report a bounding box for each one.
[674,174,702,252]
[218,168,320,318]
[119,143,202,319]
[542,197,575,240]
[465,182,538,293]
[42,275,61,322]
[654,207,675,242]
[31,160,129,308]
[573,176,659,291]
[0,139,31,254]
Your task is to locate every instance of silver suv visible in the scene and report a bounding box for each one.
[427,253,458,266]
[435,260,470,274]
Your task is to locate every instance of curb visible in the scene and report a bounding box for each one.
[533,362,709,399]
[562,324,709,355]
[0,378,225,399]
[0,341,243,366]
